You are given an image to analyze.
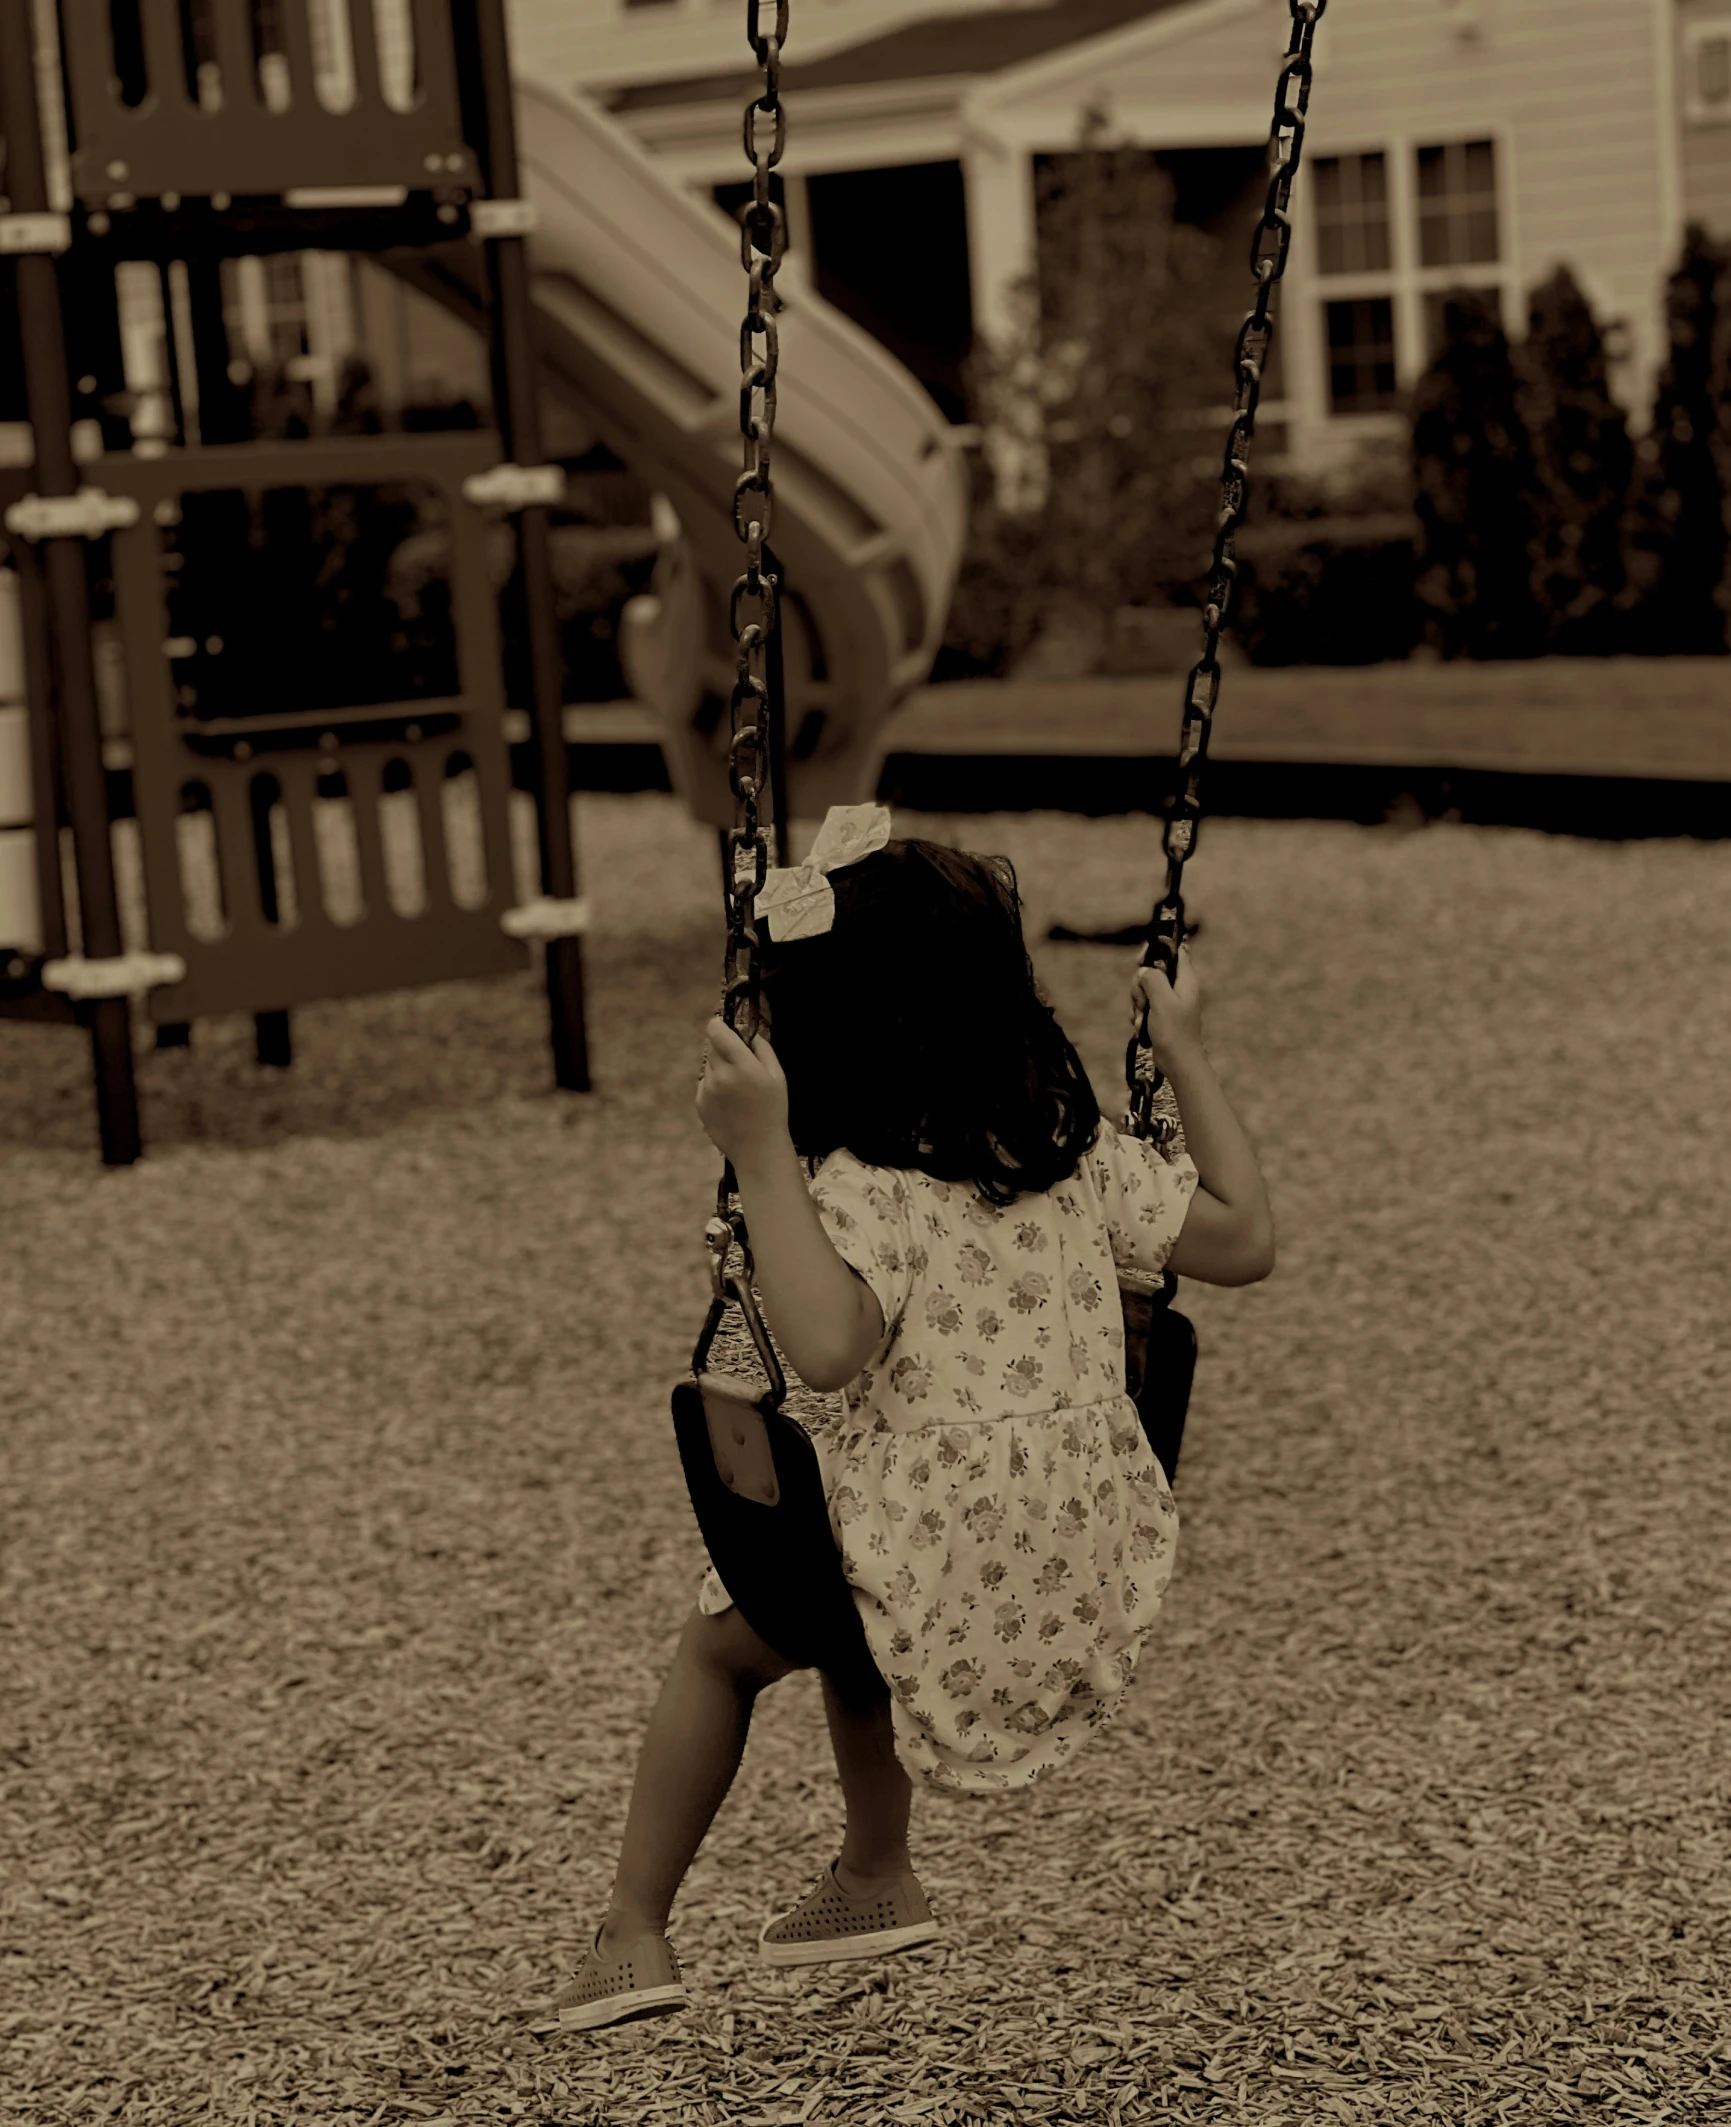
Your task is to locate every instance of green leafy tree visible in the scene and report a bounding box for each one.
[1410,289,1547,660]
[1518,266,1632,653]
[939,115,1226,678]
[1620,224,1729,654]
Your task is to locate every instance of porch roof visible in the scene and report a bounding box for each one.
[605,1,1192,111]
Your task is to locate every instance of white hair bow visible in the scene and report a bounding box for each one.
[755,803,893,940]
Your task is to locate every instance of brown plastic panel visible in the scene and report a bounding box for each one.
[100,431,528,1022]
[60,0,476,205]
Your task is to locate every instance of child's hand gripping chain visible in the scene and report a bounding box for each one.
[1134,948,1275,1289]
[695,1015,885,1395]
[1131,944,1205,1069]
[696,1014,791,1170]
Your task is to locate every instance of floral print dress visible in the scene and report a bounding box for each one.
[696,1123,1199,1794]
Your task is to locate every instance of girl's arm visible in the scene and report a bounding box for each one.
[731,1141,885,1391]
[1133,955,1275,1287]
[1158,1042,1276,1285]
[696,1016,885,1391]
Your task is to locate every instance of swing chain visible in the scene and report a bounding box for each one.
[1126,0,1326,1142]
[706,1201,754,1303]
[721,0,792,1057]
[704,0,792,1303]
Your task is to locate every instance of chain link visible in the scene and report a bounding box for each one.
[1126,0,1327,1141]
[713,0,793,1266]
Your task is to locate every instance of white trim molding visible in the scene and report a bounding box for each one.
[618,75,974,183]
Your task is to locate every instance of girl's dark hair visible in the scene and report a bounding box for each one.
[760,838,1100,1205]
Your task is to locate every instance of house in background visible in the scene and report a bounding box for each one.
[513,0,1693,471]
[196,2,1722,469]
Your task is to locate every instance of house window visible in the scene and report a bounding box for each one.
[1311,153,1391,275]
[1686,23,1731,122]
[1325,298,1397,414]
[1312,152,1399,416]
[1415,139,1499,268]
[1313,136,1510,419]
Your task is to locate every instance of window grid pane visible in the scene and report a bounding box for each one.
[1325,297,1398,414]
[1312,152,1392,276]
[1701,37,1731,106]
[1416,140,1499,269]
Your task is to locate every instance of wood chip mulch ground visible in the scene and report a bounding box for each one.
[1,793,1727,2126]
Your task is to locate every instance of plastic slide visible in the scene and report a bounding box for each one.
[387,81,969,829]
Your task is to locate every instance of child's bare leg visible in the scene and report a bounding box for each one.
[821,1669,915,1891]
[600,1606,795,1950]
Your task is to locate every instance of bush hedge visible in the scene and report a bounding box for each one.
[150,359,657,717]
[939,239,1731,670]
[1229,513,1424,667]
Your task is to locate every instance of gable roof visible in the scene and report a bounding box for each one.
[606,2,1193,112]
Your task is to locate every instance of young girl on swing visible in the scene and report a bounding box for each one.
[552,804,1274,2030]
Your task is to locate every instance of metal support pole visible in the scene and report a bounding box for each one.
[182,258,290,1067]
[469,0,591,1094]
[0,4,141,1164]
[157,263,188,447]
[183,259,249,447]
[153,277,191,1051]
[249,773,291,1068]
[61,245,132,455]
[13,537,69,962]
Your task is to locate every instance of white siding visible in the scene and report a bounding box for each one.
[975,0,1282,148]
[1291,0,1673,439]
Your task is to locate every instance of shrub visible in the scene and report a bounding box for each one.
[154,359,657,713]
[1410,289,1548,660]
[930,448,1047,681]
[1620,225,1730,655]
[1519,266,1633,654]
[1230,513,1423,666]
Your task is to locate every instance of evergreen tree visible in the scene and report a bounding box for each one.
[1519,266,1632,654]
[1410,289,1547,660]
[1620,224,1729,654]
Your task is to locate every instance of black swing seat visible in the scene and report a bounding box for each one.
[671,1294,880,1693]
[675,1267,1192,1695]
[1120,1271,1197,1488]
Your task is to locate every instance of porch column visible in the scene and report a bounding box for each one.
[962,125,1037,356]
[962,123,1041,509]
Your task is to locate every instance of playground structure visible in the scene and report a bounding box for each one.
[387,80,968,832]
[0,1,967,1165]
